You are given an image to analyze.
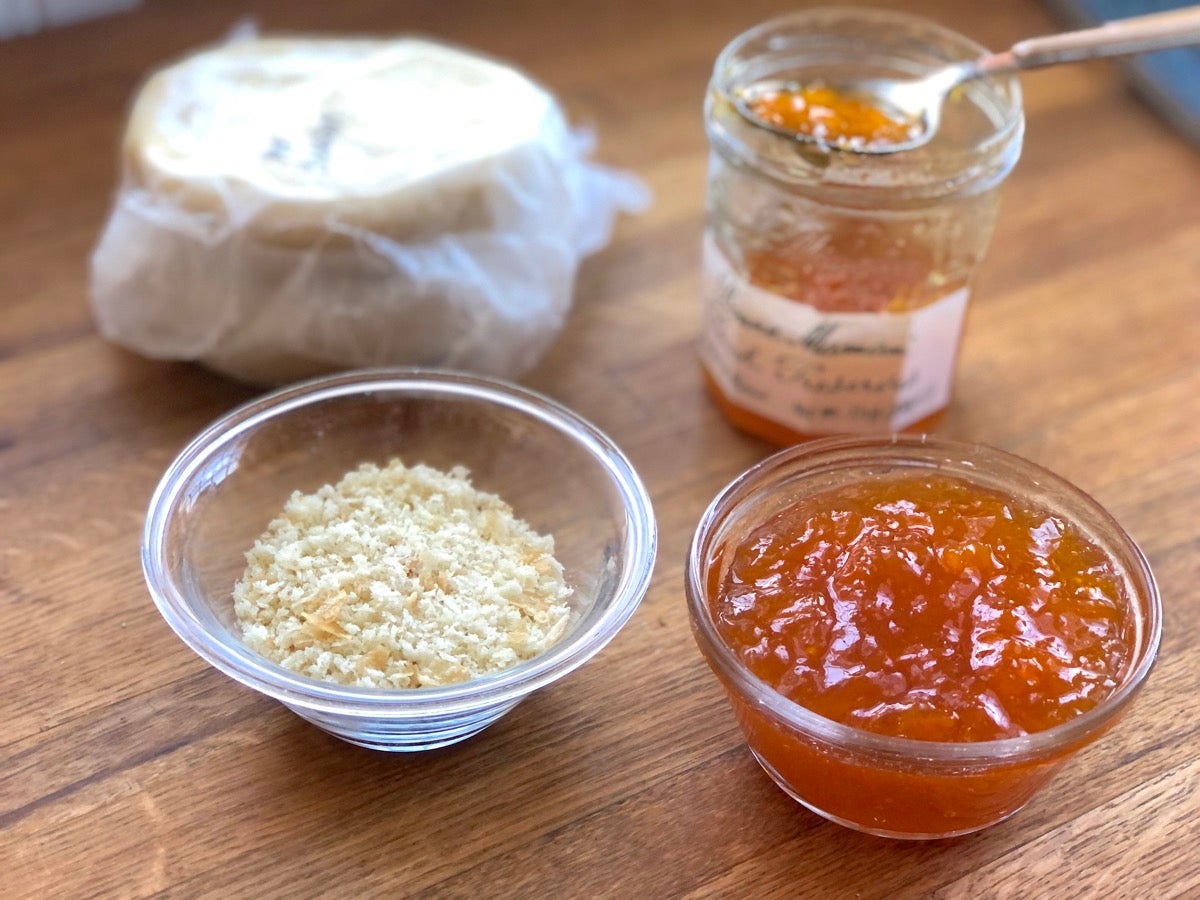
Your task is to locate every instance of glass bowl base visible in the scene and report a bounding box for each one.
[749,747,1024,840]
[288,699,522,752]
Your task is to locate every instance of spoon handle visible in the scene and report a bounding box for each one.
[990,5,1200,71]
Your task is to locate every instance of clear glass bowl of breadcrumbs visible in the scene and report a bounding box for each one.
[143,369,657,751]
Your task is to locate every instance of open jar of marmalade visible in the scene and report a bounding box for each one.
[701,9,1024,444]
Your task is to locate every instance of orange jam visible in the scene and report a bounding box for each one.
[743,82,920,150]
[714,472,1134,742]
[742,237,934,314]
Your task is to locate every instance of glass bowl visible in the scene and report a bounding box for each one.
[686,435,1161,839]
[144,368,656,751]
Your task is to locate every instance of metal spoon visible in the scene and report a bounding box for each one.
[740,5,1200,154]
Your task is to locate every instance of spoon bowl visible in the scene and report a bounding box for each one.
[843,58,992,153]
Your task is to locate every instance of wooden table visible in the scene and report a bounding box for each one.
[4,0,1198,895]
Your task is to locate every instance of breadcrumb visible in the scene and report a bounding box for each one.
[233,459,572,688]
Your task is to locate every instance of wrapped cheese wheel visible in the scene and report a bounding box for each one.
[90,36,646,384]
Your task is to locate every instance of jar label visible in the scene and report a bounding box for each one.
[699,235,969,434]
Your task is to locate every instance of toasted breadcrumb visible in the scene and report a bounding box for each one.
[233,459,572,688]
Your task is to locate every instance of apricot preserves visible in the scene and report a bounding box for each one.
[690,438,1159,838]
[742,82,921,150]
[713,472,1134,743]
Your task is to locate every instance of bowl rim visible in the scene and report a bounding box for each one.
[143,367,657,716]
[686,434,1162,765]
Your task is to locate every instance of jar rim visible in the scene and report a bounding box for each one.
[685,435,1162,765]
[706,8,1025,206]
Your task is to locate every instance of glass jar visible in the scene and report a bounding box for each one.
[700,9,1024,444]
[685,436,1161,839]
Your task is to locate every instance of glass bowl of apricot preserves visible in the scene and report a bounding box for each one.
[686,436,1160,839]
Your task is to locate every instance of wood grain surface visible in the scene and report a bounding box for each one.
[2,0,1198,896]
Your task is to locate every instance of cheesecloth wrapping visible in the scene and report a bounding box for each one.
[90,35,649,384]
